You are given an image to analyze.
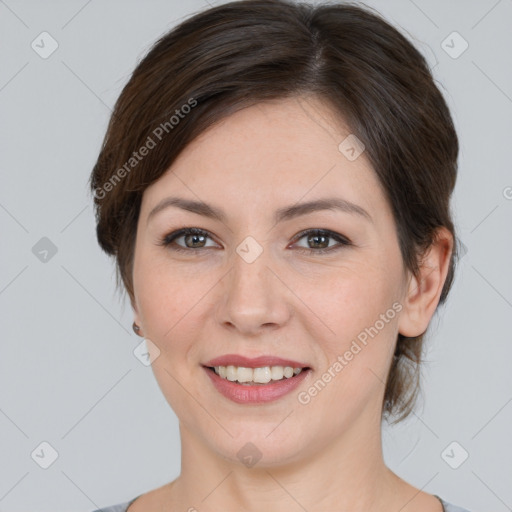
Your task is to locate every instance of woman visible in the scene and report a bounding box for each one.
[89,0,471,510]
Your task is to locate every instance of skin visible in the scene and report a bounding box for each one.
[129,95,453,512]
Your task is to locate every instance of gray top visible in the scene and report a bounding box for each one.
[91,494,472,511]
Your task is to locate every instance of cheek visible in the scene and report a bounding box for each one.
[133,259,210,414]
[133,252,206,347]
[293,267,399,431]
[301,260,398,341]
[301,261,400,396]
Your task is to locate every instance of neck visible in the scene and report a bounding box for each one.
[172,409,402,512]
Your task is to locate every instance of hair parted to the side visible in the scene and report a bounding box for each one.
[89,0,460,423]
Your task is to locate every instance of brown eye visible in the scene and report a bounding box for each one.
[183,232,207,248]
[292,229,351,255]
[157,227,218,253]
[157,227,351,256]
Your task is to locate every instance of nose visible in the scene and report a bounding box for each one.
[215,247,292,336]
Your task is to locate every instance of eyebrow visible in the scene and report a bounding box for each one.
[147,196,373,225]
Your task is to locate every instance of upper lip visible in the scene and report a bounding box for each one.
[204,354,310,369]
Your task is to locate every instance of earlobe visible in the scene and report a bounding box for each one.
[131,295,144,337]
[397,227,453,338]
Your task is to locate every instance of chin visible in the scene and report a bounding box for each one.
[208,425,315,469]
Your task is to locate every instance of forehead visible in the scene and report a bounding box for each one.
[141,96,386,222]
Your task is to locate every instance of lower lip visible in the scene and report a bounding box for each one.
[203,366,311,404]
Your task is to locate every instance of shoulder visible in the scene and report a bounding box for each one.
[93,493,472,512]
[438,496,473,512]
[90,495,140,512]
[443,504,473,512]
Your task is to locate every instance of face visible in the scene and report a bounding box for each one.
[132,96,411,466]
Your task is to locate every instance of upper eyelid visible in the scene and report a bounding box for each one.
[292,228,350,243]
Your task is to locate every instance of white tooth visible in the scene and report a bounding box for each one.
[253,366,272,383]
[226,365,237,381]
[237,366,254,383]
[270,366,284,380]
[283,366,294,378]
[216,365,304,383]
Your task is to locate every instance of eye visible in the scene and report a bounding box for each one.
[157,227,219,253]
[291,228,351,255]
[157,227,351,256]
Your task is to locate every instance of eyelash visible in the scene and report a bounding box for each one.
[156,227,351,256]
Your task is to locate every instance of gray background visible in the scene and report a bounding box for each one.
[1,0,511,511]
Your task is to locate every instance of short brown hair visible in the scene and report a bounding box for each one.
[89,0,460,422]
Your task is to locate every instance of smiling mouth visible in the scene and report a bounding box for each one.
[204,365,311,385]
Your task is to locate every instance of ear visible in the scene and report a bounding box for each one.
[130,293,143,332]
[398,227,453,338]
